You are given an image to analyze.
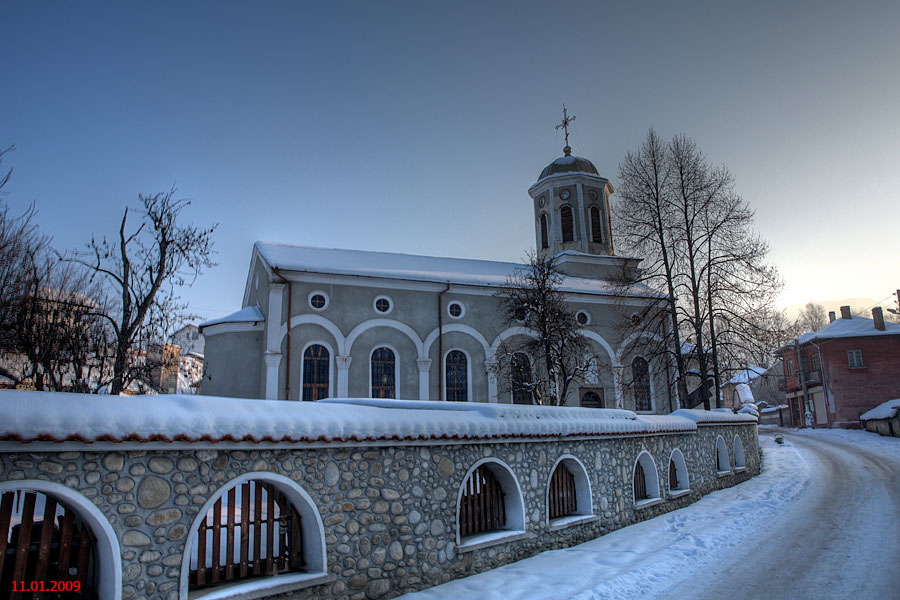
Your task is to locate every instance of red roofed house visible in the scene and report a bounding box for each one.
[777,305,900,428]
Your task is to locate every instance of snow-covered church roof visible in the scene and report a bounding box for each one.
[253,242,655,298]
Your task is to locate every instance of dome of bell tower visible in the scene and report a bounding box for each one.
[537,146,600,182]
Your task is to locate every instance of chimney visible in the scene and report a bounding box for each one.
[873,306,885,331]
[840,305,852,320]
[828,311,836,323]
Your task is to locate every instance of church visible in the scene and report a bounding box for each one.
[200,130,674,414]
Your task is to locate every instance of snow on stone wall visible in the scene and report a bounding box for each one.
[0,391,716,445]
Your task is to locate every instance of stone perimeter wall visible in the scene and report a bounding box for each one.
[0,423,759,600]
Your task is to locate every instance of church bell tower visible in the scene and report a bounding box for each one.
[528,106,615,262]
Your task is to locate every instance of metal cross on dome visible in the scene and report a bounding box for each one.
[556,104,576,148]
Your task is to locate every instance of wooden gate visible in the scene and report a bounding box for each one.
[0,489,97,599]
[459,466,506,538]
[190,481,303,590]
[548,464,577,519]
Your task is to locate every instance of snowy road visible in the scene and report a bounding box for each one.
[398,429,900,600]
[664,429,900,600]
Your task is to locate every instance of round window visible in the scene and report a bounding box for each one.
[589,189,599,201]
[539,196,546,207]
[374,296,392,313]
[560,189,570,200]
[448,302,464,318]
[514,306,527,322]
[309,293,328,310]
[576,311,590,326]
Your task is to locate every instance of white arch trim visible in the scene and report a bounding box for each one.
[179,472,328,600]
[632,450,661,505]
[580,330,616,365]
[733,434,746,470]
[346,318,426,358]
[545,454,594,525]
[0,480,122,600]
[455,458,526,547]
[615,331,664,364]
[280,314,346,355]
[716,435,731,474]
[489,326,540,355]
[424,324,491,358]
[668,448,690,495]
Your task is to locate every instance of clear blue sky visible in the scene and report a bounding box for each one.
[3,1,899,320]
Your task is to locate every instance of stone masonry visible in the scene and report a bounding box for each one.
[0,422,758,600]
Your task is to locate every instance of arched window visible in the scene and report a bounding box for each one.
[716,435,731,474]
[0,489,98,594]
[548,464,577,519]
[457,460,525,545]
[560,206,574,243]
[633,451,661,505]
[540,214,549,249]
[631,357,651,411]
[302,344,329,402]
[634,460,648,501]
[445,350,468,402]
[733,435,746,470]
[580,390,603,408]
[668,448,689,494]
[371,347,396,399]
[459,465,505,537]
[187,477,324,595]
[590,206,603,242]
[510,353,533,405]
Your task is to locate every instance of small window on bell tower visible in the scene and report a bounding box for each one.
[560,206,574,243]
[590,206,603,243]
[540,214,549,249]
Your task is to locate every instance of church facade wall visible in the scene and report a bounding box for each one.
[201,330,263,399]
[202,273,675,412]
[0,421,758,600]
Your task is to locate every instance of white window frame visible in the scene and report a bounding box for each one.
[307,290,329,312]
[373,295,393,315]
[299,340,334,401]
[369,344,400,399]
[443,347,472,402]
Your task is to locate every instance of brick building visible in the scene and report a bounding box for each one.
[777,305,900,428]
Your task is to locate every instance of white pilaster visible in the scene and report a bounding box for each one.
[336,355,352,398]
[265,283,285,353]
[417,358,432,401]
[264,283,286,400]
[484,359,499,403]
[264,353,281,400]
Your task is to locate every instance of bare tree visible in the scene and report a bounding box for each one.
[615,129,690,407]
[615,130,783,410]
[795,302,826,334]
[70,188,217,394]
[11,256,113,391]
[493,252,593,406]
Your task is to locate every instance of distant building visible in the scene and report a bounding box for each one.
[722,362,785,411]
[777,305,900,428]
[173,324,205,356]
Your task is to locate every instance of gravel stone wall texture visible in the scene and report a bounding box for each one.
[0,423,758,600]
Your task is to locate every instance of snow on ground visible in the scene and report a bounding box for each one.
[399,433,811,600]
[791,425,900,457]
